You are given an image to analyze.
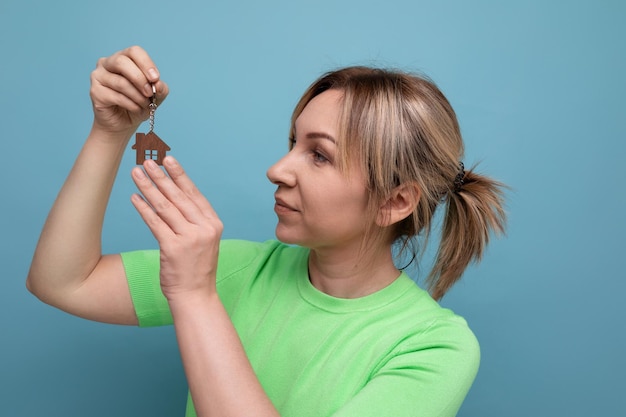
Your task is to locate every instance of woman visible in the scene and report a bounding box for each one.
[27,46,506,416]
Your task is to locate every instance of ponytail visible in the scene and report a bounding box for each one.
[428,166,507,300]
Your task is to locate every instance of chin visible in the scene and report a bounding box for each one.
[274,226,310,247]
[274,229,299,245]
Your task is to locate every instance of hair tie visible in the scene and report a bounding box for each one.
[453,162,465,193]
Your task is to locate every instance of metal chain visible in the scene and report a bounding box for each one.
[148,84,157,133]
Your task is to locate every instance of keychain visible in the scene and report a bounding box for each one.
[132,84,171,165]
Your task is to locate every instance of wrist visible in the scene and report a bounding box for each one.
[89,122,137,145]
[166,286,219,312]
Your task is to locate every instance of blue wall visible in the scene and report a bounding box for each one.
[2,1,624,416]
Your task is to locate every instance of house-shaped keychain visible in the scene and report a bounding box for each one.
[132,132,171,165]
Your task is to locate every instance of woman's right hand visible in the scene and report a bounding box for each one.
[89,46,169,137]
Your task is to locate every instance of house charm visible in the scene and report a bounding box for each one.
[132,132,171,165]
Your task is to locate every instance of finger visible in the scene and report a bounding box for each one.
[124,46,170,105]
[123,45,160,86]
[91,68,149,112]
[162,156,219,219]
[100,46,158,99]
[153,79,169,107]
[99,52,153,100]
[134,162,206,231]
[131,165,189,233]
[130,192,176,243]
[140,160,210,225]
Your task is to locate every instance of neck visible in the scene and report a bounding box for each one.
[307,242,401,299]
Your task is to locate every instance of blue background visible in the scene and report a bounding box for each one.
[1,0,624,416]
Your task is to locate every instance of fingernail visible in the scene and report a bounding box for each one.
[163,156,176,167]
[144,83,154,96]
[145,159,158,170]
[132,167,146,179]
[147,68,159,81]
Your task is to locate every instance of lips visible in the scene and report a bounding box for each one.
[274,195,298,212]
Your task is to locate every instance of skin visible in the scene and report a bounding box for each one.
[26,46,419,416]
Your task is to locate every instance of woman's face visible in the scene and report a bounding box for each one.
[266,89,373,251]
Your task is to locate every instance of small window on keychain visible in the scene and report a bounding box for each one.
[132,84,170,165]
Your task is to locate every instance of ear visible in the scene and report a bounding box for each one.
[376,183,421,227]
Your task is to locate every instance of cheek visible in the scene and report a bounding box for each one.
[308,181,370,218]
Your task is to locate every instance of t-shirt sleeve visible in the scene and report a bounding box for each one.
[120,240,282,328]
[121,249,172,327]
[331,318,480,417]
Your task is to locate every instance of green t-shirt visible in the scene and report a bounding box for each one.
[121,240,479,417]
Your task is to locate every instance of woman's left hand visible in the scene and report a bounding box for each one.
[131,156,223,301]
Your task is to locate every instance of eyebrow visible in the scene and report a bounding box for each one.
[304,131,337,144]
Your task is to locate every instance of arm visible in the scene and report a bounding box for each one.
[131,157,279,416]
[27,46,169,325]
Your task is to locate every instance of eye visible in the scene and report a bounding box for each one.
[312,149,329,164]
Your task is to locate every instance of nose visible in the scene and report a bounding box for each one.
[267,151,297,187]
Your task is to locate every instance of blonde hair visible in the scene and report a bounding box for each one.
[290,67,507,300]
